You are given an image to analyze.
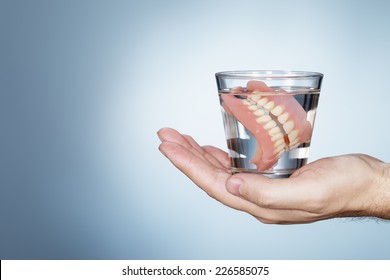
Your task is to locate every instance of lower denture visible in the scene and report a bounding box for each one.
[222,80,312,171]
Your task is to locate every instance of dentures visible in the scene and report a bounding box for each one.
[221,80,312,171]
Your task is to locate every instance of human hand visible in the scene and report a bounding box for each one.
[158,127,390,224]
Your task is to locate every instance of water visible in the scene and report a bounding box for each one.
[219,87,320,178]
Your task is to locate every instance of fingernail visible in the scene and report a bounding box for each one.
[226,177,244,196]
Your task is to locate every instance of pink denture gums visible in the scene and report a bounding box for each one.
[221,80,312,171]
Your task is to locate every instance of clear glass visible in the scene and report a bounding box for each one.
[215,70,323,178]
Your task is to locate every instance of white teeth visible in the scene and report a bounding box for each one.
[274,138,285,147]
[288,130,299,142]
[271,132,284,141]
[283,121,295,134]
[264,120,277,130]
[249,95,260,102]
[268,126,281,136]
[289,139,300,149]
[264,101,275,111]
[277,112,289,124]
[256,115,271,123]
[271,105,283,116]
[253,109,265,116]
[242,100,252,106]
[244,99,301,152]
[274,144,285,154]
[257,98,268,107]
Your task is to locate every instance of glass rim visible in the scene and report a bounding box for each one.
[215,70,323,79]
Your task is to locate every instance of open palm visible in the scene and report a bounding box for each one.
[158,127,389,224]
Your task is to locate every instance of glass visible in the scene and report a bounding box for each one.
[216,70,323,178]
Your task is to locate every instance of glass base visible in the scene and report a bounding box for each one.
[231,167,292,178]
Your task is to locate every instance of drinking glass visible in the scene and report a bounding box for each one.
[216,70,323,178]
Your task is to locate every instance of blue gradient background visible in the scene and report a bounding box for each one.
[1,0,390,259]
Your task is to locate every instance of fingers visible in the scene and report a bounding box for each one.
[157,129,273,215]
[158,128,209,164]
[158,127,229,170]
[157,127,193,150]
[202,145,231,169]
[158,139,252,213]
[182,134,205,155]
[158,128,227,189]
[159,141,219,188]
[182,135,227,169]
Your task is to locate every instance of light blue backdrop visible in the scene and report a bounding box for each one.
[1,0,390,259]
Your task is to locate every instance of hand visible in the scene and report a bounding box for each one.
[157,127,390,224]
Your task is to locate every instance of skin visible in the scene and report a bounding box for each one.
[157,127,390,224]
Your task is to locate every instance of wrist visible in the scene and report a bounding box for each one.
[369,161,390,220]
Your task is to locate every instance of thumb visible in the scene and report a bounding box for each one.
[226,174,271,206]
